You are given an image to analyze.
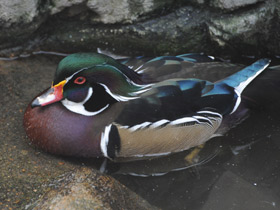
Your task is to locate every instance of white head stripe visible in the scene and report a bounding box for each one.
[65,68,88,83]
[98,83,139,102]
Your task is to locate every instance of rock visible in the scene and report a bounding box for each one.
[49,0,85,15]
[191,0,205,4]
[0,0,39,27]
[202,171,278,210]
[86,0,170,24]
[50,0,171,24]
[208,1,276,55]
[0,0,280,59]
[210,0,264,11]
[0,0,47,50]
[27,167,158,210]
[40,6,208,56]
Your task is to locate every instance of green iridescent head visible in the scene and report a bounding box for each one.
[54,53,150,99]
[54,53,128,84]
[35,52,152,116]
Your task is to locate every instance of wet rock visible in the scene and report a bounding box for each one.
[50,0,172,24]
[27,167,158,210]
[86,0,170,24]
[190,0,205,5]
[41,6,209,56]
[208,1,274,55]
[210,0,264,11]
[0,0,280,58]
[50,0,85,15]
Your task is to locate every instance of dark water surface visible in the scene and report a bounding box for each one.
[113,107,280,210]
[1,54,279,209]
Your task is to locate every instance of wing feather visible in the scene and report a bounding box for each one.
[116,110,222,158]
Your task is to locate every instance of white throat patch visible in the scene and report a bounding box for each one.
[61,87,109,116]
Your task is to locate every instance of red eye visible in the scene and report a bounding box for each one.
[74,76,86,84]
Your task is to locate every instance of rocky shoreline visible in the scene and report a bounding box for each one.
[0,0,279,58]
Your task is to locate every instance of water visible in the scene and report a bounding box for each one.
[112,108,280,209]
[109,56,280,210]
[1,53,279,209]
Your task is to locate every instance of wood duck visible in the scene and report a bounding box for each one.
[23,53,270,161]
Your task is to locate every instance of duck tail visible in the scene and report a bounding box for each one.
[219,59,271,94]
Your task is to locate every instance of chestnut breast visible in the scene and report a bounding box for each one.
[24,92,123,157]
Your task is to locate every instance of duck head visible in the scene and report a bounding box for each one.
[31,53,149,116]
[24,53,150,157]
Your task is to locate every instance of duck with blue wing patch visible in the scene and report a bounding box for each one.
[24,52,270,161]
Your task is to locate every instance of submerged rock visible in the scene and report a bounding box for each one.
[27,167,158,210]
